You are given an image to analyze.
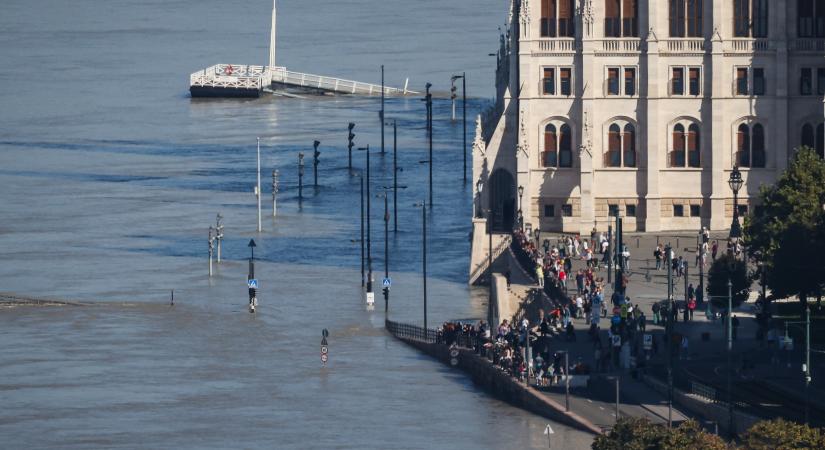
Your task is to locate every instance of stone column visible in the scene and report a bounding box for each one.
[644,1,662,232]
[709,3,727,230]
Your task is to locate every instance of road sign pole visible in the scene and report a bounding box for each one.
[256,138,262,233]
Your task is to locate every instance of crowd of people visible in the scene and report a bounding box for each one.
[436,227,756,387]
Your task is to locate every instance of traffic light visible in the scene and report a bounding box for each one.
[313,140,321,166]
[382,287,389,301]
[348,123,356,150]
[451,83,457,100]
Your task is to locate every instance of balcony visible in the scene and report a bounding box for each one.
[661,39,706,55]
[531,38,578,55]
[724,38,771,53]
[790,38,825,53]
[595,38,642,54]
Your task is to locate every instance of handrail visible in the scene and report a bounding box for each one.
[385,319,438,343]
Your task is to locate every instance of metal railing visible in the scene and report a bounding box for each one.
[386,319,438,343]
[270,67,416,96]
[189,64,270,90]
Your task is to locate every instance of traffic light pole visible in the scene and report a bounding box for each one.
[360,177,365,287]
[462,72,467,183]
[348,123,355,171]
[392,120,398,233]
[313,140,320,188]
[666,244,673,428]
[381,65,385,155]
[384,194,390,319]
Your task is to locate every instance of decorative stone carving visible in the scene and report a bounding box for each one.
[519,0,531,38]
[581,110,593,157]
[581,0,594,37]
[473,115,486,157]
[518,106,529,157]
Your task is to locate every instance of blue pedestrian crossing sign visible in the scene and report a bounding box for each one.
[247,279,258,289]
[382,278,392,288]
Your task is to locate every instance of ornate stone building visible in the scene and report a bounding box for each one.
[473,0,825,235]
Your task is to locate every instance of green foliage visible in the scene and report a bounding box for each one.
[746,147,825,304]
[592,418,825,450]
[707,253,750,308]
[740,419,825,450]
[592,418,727,450]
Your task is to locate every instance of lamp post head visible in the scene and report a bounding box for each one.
[476,180,484,194]
[728,166,744,194]
[518,185,524,197]
[348,122,355,131]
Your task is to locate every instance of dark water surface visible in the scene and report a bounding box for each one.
[0,0,593,448]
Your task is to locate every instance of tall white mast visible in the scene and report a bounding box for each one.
[268,0,277,68]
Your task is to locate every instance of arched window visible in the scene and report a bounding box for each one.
[605,0,638,37]
[798,0,825,38]
[737,124,751,167]
[559,124,573,167]
[607,124,622,167]
[542,122,574,168]
[752,124,766,167]
[735,122,767,168]
[604,122,637,168]
[670,0,703,37]
[734,0,768,37]
[688,124,701,167]
[801,122,825,158]
[671,124,686,167]
[543,124,558,167]
[623,124,637,167]
[817,123,825,158]
[541,0,575,37]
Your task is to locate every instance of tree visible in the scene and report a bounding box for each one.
[707,253,750,309]
[592,417,727,450]
[740,419,825,450]
[746,147,825,315]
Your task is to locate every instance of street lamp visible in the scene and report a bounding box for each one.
[384,118,399,232]
[358,145,373,300]
[728,166,744,240]
[414,201,428,331]
[518,185,524,231]
[451,73,467,182]
[476,180,484,218]
[422,82,433,207]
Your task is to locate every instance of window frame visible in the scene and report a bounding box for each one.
[541,66,573,97]
[670,66,702,96]
[606,66,638,97]
[541,0,576,38]
[801,67,813,95]
[542,67,556,95]
[541,121,575,169]
[735,0,769,38]
[561,204,573,217]
[604,120,638,168]
[625,204,637,217]
[735,121,768,169]
[668,120,702,168]
[544,204,556,217]
[673,204,685,217]
[689,204,701,217]
[605,0,638,38]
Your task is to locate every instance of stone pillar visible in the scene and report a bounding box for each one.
[774,2,789,173]
[578,0,596,235]
[709,4,727,231]
[644,3,662,232]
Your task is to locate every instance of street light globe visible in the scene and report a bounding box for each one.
[518,185,524,197]
[728,166,744,194]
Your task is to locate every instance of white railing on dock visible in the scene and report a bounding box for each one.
[190,64,270,90]
[190,64,417,96]
[269,67,416,96]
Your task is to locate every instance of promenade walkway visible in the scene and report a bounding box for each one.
[510,230,825,431]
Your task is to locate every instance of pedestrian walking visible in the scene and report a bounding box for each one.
[652,303,660,325]
[654,245,663,270]
[711,240,718,259]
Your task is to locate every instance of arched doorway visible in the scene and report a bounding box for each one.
[488,169,515,232]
